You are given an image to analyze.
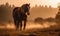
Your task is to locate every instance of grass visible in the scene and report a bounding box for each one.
[0,22,60,36]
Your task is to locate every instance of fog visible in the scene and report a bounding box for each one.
[0,22,56,30]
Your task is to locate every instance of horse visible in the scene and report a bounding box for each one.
[13,3,30,30]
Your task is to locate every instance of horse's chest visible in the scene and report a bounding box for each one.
[19,13,27,19]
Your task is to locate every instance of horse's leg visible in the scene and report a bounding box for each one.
[23,19,27,30]
[14,19,19,30]
[16,20,19,30]
[20,20,22,31]
[14,19,17,30]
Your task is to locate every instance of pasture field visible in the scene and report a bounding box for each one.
[0,22,60,36]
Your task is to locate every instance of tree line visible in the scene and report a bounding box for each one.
[0,2,60,25]
[34,6,60,24]
[0,2,15,24]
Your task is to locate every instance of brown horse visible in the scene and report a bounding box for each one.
[13,4,30,30]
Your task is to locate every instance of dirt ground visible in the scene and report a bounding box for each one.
[0,27,60,36]
[0,22,60,36]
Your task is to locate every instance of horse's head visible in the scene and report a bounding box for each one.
[22,3,30,15]
[25,3,30,12]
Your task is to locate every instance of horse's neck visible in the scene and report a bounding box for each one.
[20,7,26,14]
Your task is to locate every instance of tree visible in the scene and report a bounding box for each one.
[0,3,14,24]
[55,4,60,24]
[45,17,55,22]
[34,17,44,24]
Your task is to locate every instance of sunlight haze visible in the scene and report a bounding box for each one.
[0,0,60,8]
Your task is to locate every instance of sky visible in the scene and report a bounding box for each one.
[0,0,60,8]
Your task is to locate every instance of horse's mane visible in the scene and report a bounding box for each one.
[20,4,29,13]
[21,4,29,8]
